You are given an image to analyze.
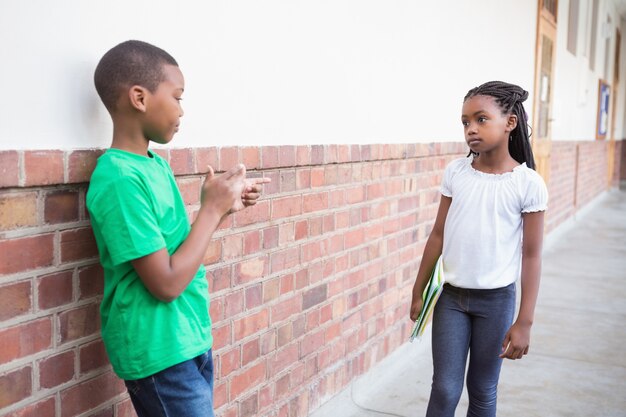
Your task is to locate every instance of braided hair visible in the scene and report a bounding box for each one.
[464,81,536,170]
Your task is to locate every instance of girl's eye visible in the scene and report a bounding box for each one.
[462,121,469,127]
[478,116,487,123]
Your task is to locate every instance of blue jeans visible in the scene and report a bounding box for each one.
[426,283,516,417]
[124,349,215,417]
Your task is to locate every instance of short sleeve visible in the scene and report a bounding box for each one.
[91,175,166,265]
[440,158,465,197]
[521,171,549,213]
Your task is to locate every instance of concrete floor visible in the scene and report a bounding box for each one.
[309,189,626,417]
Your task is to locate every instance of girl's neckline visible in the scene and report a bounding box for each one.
[467,155,525,179]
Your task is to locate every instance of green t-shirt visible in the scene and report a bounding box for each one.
[86,148,212,380]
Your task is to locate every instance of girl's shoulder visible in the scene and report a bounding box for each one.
[514,163,547,186]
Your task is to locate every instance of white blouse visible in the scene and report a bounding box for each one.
[440,156,548,289]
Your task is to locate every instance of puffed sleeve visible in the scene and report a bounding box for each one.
[521,170,549,213]
[440,158,465,197]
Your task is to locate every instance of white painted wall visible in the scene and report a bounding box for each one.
[1,1,537,150]
[552,0,626,141]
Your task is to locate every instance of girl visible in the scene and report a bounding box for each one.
[410,81,548,417]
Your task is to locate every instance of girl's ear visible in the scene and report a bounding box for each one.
[128,86,148,112]
[506,113,518,132]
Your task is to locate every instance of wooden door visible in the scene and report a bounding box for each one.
[607,29,621,186]
[532,0,558,183]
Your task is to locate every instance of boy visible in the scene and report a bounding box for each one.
[87,40,269,417]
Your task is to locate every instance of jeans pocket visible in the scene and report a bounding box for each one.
[197,351,211,373]
[125,379,141,396]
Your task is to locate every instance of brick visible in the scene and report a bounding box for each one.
[78,264,104,299]
[44,190,79,224]
[242,147,260,170]
[219,346,240,377]
[23,150,64,186]
[259,330,276,355]
[262,278,280,303]
[234,309,269,340]
[60,371,125,417]
[212,323,232,348]
[231,361,266,399]
[0,234,54,275]
[279,222,295,246]
[296,168,311,189]
[240,393,259,417]
[60,227,98,263]
[219,147,239,172]
[243,230,261,255]
[280,170,296,193]
[0,280,31,321]
[203,239,222,265]
[0,365,32,408]
[207,265,231,293]
[68,150,102,184]
[311,145,324,165]
[295,146,310,166]
[278,146,296,167]
[213,381,228,410]
[242,338,260,366]
[277,323,292,347]
[233,200,270,227]
[0,192,38,231]
[245,284,263,310]
[261,146,279,169]
[39,349,75,388]
[270,296,301,323]
[169,148,194,175]
[235,256,268,286]
[38,270,73,309]
[303,284,327,310]
[0,151,19,188]
[271,196,302,219]
[303,192,328,213]
[177,178,201,205]
[270,247,300,273]
[222,234,243,260]
[89,407,114,417]
[0,318,52,365]
[59,303,100,343]
[79,339,109,374]
[9,397,56,417]
[270,343,298,375]
[224,290,244,319]
[262,171,280,195]
[263,225,279,249]
[310,167,325,187]
[195,147,218,173]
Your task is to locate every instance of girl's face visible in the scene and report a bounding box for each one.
[461,95,516,155]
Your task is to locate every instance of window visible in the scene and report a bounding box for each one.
[567,0,579,55]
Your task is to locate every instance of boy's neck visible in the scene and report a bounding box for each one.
[110,117,151,156]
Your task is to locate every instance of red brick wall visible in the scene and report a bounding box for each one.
[546,140,619,233]
[0,140,618,417]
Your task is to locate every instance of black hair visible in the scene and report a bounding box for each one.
[464,81,536,170]
[94,40,178,112]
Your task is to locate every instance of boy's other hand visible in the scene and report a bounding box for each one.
[409,296,424,322]
[200,164,247,216]
[238,177,272,210]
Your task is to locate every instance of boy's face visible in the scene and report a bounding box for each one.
[143,64,185,144]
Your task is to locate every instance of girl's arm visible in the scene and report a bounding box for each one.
[500,210,545,359]
[410,195,451,321]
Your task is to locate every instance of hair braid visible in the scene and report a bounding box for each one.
[464,81,536,169]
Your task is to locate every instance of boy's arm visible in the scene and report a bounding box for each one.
[409,195,451,321]
[500,210,544,359]
[132,165,268,303]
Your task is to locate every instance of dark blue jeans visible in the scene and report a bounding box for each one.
[124,349,215,417]
[426,283,516,417]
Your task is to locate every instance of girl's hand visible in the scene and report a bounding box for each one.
[409,296,424,322]
[500,321,532,360]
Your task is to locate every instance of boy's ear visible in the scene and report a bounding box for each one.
[128,85,149,112]
[506,114,518,132]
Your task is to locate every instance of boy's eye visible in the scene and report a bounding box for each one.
[462,121,469,127]
[478,116,487,123]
